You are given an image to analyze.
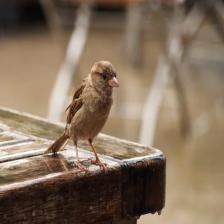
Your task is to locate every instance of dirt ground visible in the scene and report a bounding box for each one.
[0,15,224,223]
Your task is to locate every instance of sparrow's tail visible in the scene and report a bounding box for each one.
[44,132,69,155]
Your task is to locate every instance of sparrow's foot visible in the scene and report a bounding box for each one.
[91,158,107,170]
[52,151,58,156]
[74,161,88,172]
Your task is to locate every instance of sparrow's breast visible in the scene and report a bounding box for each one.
[70,93,113,140]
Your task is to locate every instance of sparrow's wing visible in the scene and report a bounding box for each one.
[66,82,86,125]
[45,81,86,155]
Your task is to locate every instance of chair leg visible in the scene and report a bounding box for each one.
[47,3,92,121]
[125,2,145,68]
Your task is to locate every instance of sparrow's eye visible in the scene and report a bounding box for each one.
[102,73,107,80]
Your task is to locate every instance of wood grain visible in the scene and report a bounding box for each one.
[0,166,122,224]
[0,107,157,160]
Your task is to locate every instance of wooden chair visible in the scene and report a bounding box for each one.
[139,0,224,145]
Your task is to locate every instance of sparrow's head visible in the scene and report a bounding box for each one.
[90,61,119,89]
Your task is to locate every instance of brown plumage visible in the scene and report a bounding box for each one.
[45,61,119,170]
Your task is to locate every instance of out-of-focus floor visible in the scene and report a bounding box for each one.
[0,16,224,224]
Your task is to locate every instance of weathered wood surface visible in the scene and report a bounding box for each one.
[0,107,154,160]
[0,107,165,223]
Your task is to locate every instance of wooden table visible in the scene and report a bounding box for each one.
[0,107,165,224]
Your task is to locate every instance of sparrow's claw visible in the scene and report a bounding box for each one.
[91,158,107,170]
[74,161,88,172]
[52,151,58,156]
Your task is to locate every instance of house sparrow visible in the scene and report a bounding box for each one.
[45,61,119,170]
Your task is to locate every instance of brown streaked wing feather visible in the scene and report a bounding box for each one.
[66,99,83,124]
[72,82,85,100]
[65,83,85,112]
[65,82,86,124]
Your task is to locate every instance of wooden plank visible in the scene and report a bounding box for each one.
[0,146,122,223]
[0,131,29,143]
[0,107,156,160]
[0,148,119,187]
[0,131,33,149]
[0,133,15,142]
[0,142,49,163]
[121,156,165,216]
[0,163,122,224]
[0,128,46,162]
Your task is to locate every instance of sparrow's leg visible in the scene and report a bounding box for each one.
[88,139,107,170]
[74,141,88,172]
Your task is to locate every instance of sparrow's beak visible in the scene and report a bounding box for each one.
[108,77,119,87]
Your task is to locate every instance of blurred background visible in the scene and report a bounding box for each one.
[0,0,224,223]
